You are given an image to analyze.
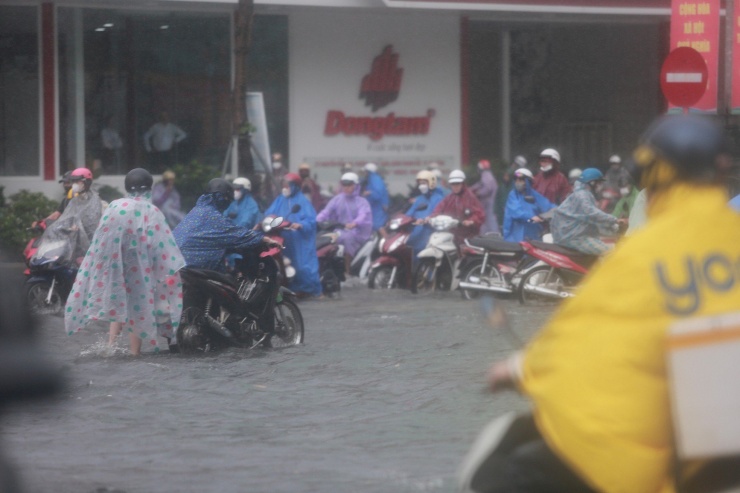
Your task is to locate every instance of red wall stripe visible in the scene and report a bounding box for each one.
[460,16,470,167]
[42,3,55,180]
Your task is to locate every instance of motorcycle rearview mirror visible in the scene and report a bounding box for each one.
[291,204,301,214]
[271,216,284,228]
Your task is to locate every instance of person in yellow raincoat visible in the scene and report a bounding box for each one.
[485,114,740,493]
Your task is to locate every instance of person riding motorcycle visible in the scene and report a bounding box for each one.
[485,114,740,493]
[224,177,262,229]
[428,170,485,246]
[502,168,555,243]
[173,178,277,273]
[551,168,624,255]
[532,148,572,205]
[406,170,446,260]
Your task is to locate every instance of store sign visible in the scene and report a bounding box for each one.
[323,45,436,140]
[669,0,719,112]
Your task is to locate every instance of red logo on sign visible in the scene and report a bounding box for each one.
[360,45,403,112]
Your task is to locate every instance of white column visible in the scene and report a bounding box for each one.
[73,8,85,165]
[501,30,511,163]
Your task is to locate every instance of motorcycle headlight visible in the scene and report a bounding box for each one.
[389,220,400,231]
[261,216,274,232]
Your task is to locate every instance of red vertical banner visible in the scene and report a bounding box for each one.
[670,0,720,112]
[733,0,740,112]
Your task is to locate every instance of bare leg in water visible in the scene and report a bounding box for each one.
[108,322,142,356]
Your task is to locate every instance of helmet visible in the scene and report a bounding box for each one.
[206,178,234,202]
[298,162,311,171]
[608,154,621,165]
[283,173,302,186]
[70,167,93,181]
[232,177,252,191]
[448,170,466,184]
[578,168,605,184]
[513,168,534,181]
[477,160,491,170]
[632,114,726,186]
[513,155,527,168]
[568,168,583,180]
[364,162,378,173]
[58,171,72,183]
[539,148,561,163]
[340,172,359,185]
[416,170,437,189]
[162,170,176,181]
[342,163,353,172]
[124,168,153,193]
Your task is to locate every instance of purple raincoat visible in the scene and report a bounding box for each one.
[316,186,372,257]
[470,169,499,234]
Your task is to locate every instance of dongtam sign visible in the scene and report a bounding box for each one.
[323,45,436,140]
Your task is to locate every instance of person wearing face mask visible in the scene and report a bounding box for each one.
[550,168,625,255]
[360,162,390,232]
[152,169,185,228]
[603,154,633,192]
[428,170,485,246]
[406,170,446,261]
[173,178,276,273]
[264,173,323,298]
[270,152,287,199]
[469,159,500,234]
[224,177,262,229]
[298,162,325,212]
[316,172,373,274]
[533,148,572,205]
[611,181,640,220]
[502,168,555,243]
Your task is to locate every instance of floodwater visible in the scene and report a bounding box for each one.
[1,282,553,493]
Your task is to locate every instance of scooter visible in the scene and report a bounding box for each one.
[516,240,599,304]
[367,213,415,290]
[259,214,297,286]
[411,215,462,294]
[25,233,78,316]
[176,232,304,354]
[349,232,379,280]
[316,221,347,297]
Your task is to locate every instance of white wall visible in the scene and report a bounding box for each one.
[289,10,460,195]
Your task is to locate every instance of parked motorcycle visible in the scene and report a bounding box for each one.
[316,221,347,297]
[176,233,304,354]
[367,213,415,290]
[517,240,599,304]
[411,215,462,294]
[25,227,78,315]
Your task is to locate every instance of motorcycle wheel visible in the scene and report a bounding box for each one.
[26,281,63,315]
[410,259,436,294]
[367,265,394,290]
[460,261,503,301]
[518,266,567,305]
[176,306,211,354]
[271,298,304,348]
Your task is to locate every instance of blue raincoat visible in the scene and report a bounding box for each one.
[502,181,555,242]
[173,193,264,272]
[405,187,446,257]
[265,185,322,296]
[362,171,389,231]
[224,191,262,229]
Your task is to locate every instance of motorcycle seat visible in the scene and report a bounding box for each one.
[181,267,238,288]
[315,235,334,250]
[528,241,599,267]
[468,237,523,253]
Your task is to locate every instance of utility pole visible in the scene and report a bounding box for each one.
[232,0,255,179]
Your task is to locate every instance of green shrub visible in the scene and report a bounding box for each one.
[172,160,221,211]
[97,184,124,203]
[0,190,58,258]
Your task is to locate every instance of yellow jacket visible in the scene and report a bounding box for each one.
[520,184,740,493]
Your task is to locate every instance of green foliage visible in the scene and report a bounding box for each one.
[172,160,221,211]
[0,190,58,257]
[97,185,124,203]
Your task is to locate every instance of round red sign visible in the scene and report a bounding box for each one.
[660,47,708,108]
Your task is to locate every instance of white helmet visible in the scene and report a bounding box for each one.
[539,148,560,163]
[448,169,466,184]
[416,170,437,189]
[568,168,582,180]
[608,154,621,164]
[364,162,378,173]
[513,155,527,168]
[341,172,359,184]
[232,177,252,191]
[513,168,534,181]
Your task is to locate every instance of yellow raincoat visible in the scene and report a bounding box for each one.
[519,183,740,493]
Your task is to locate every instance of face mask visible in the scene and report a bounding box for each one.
[72,183,84,193]
[234,190,243,201]
[620,187,630,197]
[418,184,429,195]
[273,162,282,171]
[540,165,552,172]
[514,181,526,192]
[282,187,291,198]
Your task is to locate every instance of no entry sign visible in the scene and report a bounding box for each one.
[661,47,709,109]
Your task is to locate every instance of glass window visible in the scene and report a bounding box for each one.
[0,6,40,177]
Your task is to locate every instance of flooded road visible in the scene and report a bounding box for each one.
[2,281,553,493]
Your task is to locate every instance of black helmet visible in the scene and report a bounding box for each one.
[206,178,234,202]
[631,114,726,186]
[124,168,153,193]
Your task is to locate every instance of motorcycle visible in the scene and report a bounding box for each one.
[516,240,599,304]
[176,229,305,354]
[367,213,415,290]
[259,214,297,286]
[25,227,78,316]
[348,231,379,280]
[411,215,463,294]
[316,221,347,297]
[457,235,537,300]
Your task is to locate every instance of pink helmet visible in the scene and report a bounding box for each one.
[69,167,93,181]
[477,159,491,170]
